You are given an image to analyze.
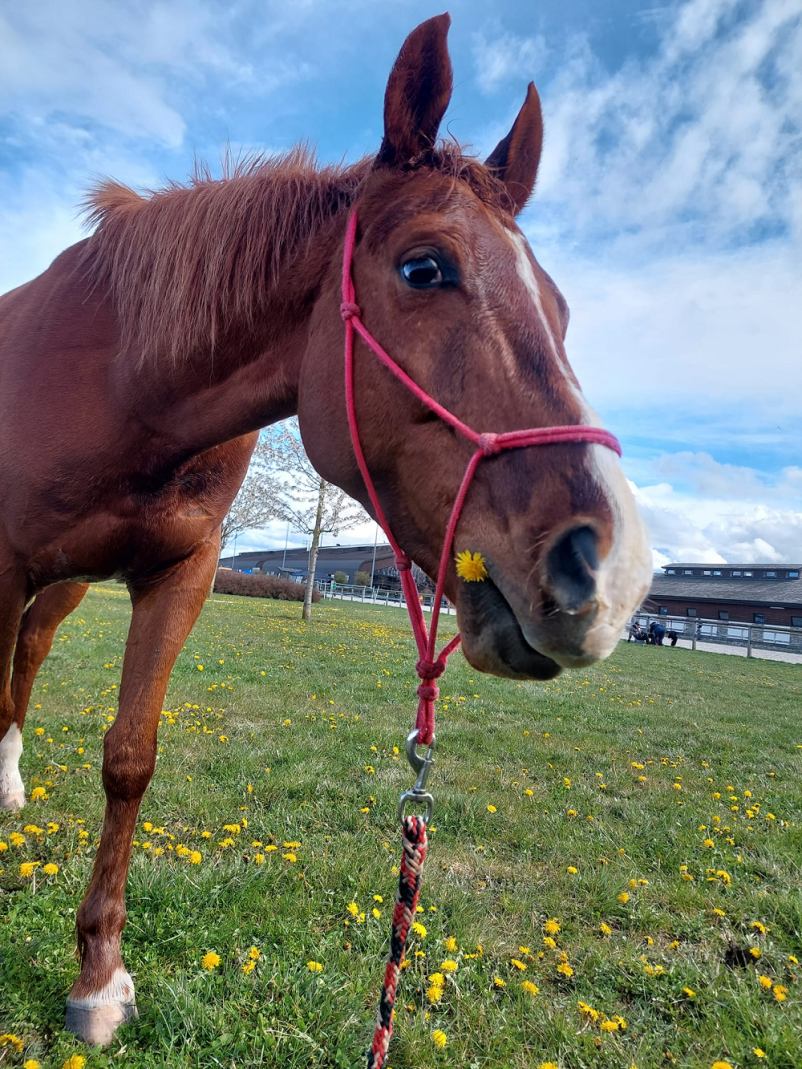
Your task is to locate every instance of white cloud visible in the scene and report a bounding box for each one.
[473,29,547,94]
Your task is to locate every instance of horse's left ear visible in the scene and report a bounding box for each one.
[377,14,453,166]
[485,83,544,214]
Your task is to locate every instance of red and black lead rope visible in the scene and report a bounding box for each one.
[367,815,428,1069]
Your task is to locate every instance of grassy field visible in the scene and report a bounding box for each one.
[1,586,801,1069]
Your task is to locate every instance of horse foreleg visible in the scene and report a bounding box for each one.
[66,540,219,1044]
[0,564,28,810]
[3,583,91,808]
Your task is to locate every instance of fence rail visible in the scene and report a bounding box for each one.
[315,580,456,615]
[630,612,802,657]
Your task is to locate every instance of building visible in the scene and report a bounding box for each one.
[647,563,802,628]
[219,543,394,584]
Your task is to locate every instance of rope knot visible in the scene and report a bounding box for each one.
[416,658,445,681]
[478,432,501,456]
[395,555,412,572]
[416,682,439,702]
[340,301,360,321]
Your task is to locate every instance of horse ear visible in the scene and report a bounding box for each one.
[377,14,453,167]
[485,83,544,214]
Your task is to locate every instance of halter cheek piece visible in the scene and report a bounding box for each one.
[340,208,622,1069]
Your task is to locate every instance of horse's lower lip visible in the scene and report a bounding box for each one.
[456,574,562,681]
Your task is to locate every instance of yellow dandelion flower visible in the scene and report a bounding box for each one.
[537,1063,559,1069]
[432,1029,447,1048]
[412,922,427,938]
[753,1049,766,1058]
[683,987,696,998]
[510,958,527,971]
[522,980,539,995]
[427,985,444,1003]
[711,1063,733,1069]
[557,962,574,978]
[443,936,458,952]
[30,786,47,801]
[307,961,323,972]
[567,865,578,875]
[25,1061,41,1069]
[773,984,788,1001]
[428,972,445,985]
[253,853,265,865]
[543,936,557,949]
[242,960,256,974]
[1,1036,25,1054]
[600,923,612,936]
[544,919,561,935]
[759,975,773,989]
[617,892,630,904]
[202,952,221,970]
[600,1020,620,1032]
[249,946,260,960]
[493,976,506,987]
[441,960,458,973]
[455,549,488,582]
[62,1057,87,1069]
[19,862,39,878]
[42,863,59,875]
[487,804,497,813]
[750,947,762,959]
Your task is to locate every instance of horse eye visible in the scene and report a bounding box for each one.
[401,256,443,288]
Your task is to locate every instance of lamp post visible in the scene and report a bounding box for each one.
[370,524,379,586]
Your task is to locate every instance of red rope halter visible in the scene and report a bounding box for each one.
[341,208,621,1069]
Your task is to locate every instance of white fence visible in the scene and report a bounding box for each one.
[317,583,800,658]
[630,612,802,657]
[315,580,456,615]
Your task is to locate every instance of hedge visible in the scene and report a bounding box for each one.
[213,569,321,602]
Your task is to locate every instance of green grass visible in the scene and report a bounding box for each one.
[1,586,801,1069]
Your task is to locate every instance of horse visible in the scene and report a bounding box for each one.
[0,14,652,1046]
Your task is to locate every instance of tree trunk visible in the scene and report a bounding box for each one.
[302,478,327,622]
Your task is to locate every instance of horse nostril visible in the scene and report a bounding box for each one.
[544,525,599,614]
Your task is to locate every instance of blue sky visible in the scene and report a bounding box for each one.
[1,0,800,564]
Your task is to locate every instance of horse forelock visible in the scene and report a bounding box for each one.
[78,143,511,367]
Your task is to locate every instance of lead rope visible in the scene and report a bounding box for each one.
[340,208,622,1069]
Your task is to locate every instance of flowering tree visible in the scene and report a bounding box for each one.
[219,458,280,551]
[263,420,369,620]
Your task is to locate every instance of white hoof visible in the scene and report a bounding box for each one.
[66,969,137,1045]
[0,789,25,810]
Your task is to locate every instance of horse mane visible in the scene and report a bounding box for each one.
[80,143,507,364]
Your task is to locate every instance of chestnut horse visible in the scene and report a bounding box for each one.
[0,14,652,1045]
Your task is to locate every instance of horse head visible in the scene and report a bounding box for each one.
[299,14,652,680]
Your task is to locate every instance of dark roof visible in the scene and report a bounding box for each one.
[664,562,801,570]
[649,574,802,607]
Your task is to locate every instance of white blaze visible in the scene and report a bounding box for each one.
[506,227,653,658]
[0,723,25,807]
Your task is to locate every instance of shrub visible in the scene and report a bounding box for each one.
[332,570,348,584]
[213,569,320,602]
[354,570,372,587]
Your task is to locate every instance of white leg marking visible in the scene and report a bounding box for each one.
[0,723,25,809]
[67,967,136,1009]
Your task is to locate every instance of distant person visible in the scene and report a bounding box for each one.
[696,622,702,640]
[653,620,666,645]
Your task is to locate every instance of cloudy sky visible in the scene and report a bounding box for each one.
[2,0,800,565]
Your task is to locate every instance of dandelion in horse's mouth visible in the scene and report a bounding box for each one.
[201,952,221,970]
[455,550,488,582]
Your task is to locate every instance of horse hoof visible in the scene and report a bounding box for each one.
[0,789,25,810]
[65,999,138,1045]
[66,970,138,1045]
